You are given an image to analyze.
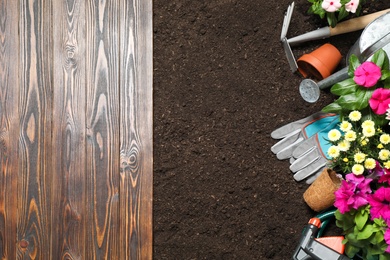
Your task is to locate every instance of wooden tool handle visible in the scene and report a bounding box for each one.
[330,9,390,36]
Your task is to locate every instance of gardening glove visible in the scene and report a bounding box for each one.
[289,117,340,184]
[271,112,338,160]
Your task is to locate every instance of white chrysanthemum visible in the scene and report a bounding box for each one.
[338,140,350,152]
[354,152,366,163]
[364,158,376,170]
[379,149,390,161]
[362,125,375,137]
[327,146,340,158]
[352,164,364,175]
[328,129,342,142]
[344,130,357,142]
[339,121,352,132]
[362,120,375,128]
[349,111,361,121]
[380,134,390,145]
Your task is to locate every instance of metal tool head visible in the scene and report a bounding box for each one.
[280,2,294,41]
[281,2,298,72]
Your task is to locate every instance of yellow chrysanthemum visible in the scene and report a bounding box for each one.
[328,129,342,142]
[378,143,384,149]
[344,131,357,142]
[327,146,340,158]
[361,139,368,146]
[343,158,349,163]
[338,140,350,152]
[380,134,390,145]
[384,161,390,169]
[362,125,375,137]
[339,121,352,132]
[349,111,361,122]
[354,152,366,163]
[364,158,376,170]
[379,149,390,161]
[352,164,364,175]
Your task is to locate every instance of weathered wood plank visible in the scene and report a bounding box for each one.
[52,0,87,258]
[0,0,19,258]
[85,0,121,258]
[119,0,153,258]
[17,0,53,258]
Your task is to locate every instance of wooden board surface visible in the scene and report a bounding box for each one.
[0,0,152,259]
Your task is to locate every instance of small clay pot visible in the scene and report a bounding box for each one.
[303,168,341,212]
[297,43,342,80]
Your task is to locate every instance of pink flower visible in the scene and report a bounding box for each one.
[369,88,390,115]
[334,173,372,213]
[321,0,342,12]
[379,173,390,184]
[368,187,390,221]
[385,228,390,253]
[345,0,359,13]
[354,61,382,87]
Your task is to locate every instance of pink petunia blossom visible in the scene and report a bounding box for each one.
[369,88,390,115]
[354,61,382,87]
[379,173,390,184]
[345,0,359,13]
[368,187,390,221]
[385,228,390,253]
[321,0,342,12]
[334,173,372,213]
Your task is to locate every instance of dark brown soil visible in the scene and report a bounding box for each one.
[153,0,389,259]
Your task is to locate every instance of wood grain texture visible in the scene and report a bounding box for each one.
[52,0,87,259]
[119,0,153,259]
[17,0,53,258]
[0,0,153,258]
[0,0,19,258]
[85,0,121,258]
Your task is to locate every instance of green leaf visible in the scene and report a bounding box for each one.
[327,12,337,27]
[335,87,375,112]
[354,87,374,110]
[322,102,342,113]
[344,243,361,258]
[371,49,389,69]
[348,55,361,75]
[379,253,390,260]
[357,224,374,240]
[337,7,348,22]
[382,70,390,81]
[330,78,358,96]
[355,209,369,230]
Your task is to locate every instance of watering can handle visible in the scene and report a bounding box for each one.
[330,9,390,36]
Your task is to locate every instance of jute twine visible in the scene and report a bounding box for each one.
[303,168,341,212]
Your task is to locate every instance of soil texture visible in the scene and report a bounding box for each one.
[153,0,389,259]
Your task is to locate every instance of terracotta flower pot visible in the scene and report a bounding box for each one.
[297,43,342,80]
[303,168,341,212]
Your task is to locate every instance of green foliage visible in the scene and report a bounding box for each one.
[335,207,390,259]
[307,0,366,27]
[322,49,390,127]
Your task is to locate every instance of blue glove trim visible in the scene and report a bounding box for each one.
[302,114,338,139]
[315,119,341,160]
